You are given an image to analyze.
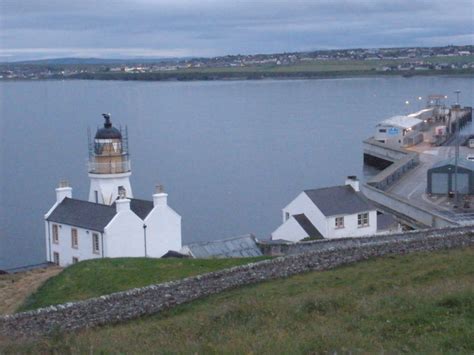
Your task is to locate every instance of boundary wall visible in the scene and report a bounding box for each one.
[1,227,473,339]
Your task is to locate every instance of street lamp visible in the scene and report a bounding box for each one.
[405,100,410,114]
[454,90,461,105]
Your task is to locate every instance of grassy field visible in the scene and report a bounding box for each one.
[18,257,268,312]
[69,55,474,81]
[3,247,473,353]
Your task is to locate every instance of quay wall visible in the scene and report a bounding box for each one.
[1,227,473,339]
[361,184,457,228]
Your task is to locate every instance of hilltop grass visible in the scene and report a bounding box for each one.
[4,247,473,353]
[18,257,268,312]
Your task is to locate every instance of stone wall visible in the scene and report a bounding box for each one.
[1,228,473,339]
[258,226,467,256]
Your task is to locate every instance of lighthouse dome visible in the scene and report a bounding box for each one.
[95,113,122,139]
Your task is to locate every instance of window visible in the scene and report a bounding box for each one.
[72,257,79,264]
[335,216,344,229]
[71,228,78,249]
[358,212,369,227]
[53,252,60,265]
[52,224,59,244]
[379,129,387,133]
[92,233,100,254]
[285,212,290,221]
[94,190,99,203]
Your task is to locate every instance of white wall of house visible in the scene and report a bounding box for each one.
[145,193,182,257]
[46,222,102,267]
[281,192,329,237]
[271,216,307,242]
[325,210,377,239]
[103,200,145,258]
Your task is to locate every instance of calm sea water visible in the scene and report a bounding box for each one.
[1,76,473,270]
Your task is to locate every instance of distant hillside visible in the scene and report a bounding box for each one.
[7,57,185,65]
[3,247,473,353]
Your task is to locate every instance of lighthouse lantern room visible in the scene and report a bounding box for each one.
[88,113,133,205]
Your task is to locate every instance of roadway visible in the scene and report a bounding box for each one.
[386,141,474,225]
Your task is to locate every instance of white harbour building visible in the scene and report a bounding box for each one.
[44,114,181,267]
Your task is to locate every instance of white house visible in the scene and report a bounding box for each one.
[44,114,182,267]
[271,177,399,242]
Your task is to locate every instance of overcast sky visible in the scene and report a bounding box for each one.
[0,0,473,61]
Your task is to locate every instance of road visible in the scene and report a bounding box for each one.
[387,142,474,225]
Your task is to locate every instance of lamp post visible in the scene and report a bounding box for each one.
[453,90,461,208]
[405,100,410,115]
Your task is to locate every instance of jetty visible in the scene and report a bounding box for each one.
[363,95,473,229]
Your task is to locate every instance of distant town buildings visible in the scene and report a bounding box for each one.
[1,45,473,80]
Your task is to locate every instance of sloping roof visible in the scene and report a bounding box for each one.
[47,198,116,232]
[430,157,474,172]
[304,185,374,217]
[111,198,154,219]
[378,115,423,129]
[377,213,398,231]
[293,214,324,239]
[182,234,263,258]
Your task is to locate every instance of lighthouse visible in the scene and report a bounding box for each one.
[44,112,182,267]
[88,113,133,205]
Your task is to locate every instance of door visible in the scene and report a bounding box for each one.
[431,173,449,194]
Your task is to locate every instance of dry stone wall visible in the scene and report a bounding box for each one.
[1,228,473,339]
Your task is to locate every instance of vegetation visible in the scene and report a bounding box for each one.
[71,67,474,82]
[18,257,268,312]
[4,247,473,353]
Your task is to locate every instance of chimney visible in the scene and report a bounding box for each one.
[345,175,360,192]
[153,184,168,207]
[115,197,131,212]
[56,180,72,203]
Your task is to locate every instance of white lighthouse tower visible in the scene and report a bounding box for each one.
[88,114,133,205]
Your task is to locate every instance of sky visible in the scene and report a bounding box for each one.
[0,0,473,61]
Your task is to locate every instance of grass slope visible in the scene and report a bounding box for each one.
[4,247,473,353]
[18,257,268,312]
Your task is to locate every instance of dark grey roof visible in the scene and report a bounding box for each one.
[183,234,263,258]
[112,198,154,220]
[430,157,474,171]
[293,214,324,239]
[47,198,116,232]
[304,185,374,217]
[377,213,398,231]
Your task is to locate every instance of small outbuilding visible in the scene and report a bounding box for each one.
[427,157,474,195]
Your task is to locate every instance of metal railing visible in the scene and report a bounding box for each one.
[88,160,131,174]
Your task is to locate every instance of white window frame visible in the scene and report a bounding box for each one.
[335,216,345,229]
[358,212,369,227]
[71,228,78,249]
[72,257,79,264]
[92,233,100,254]
[52,224,59,244]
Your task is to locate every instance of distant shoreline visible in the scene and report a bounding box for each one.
[1,69,473,83]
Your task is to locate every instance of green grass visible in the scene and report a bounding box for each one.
[70,55,474,81]
[4,247,473,353]
[18,257,268,312]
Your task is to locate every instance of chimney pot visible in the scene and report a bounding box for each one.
[345,176,360,192]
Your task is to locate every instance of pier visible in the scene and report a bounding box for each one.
[363,101,473,229]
